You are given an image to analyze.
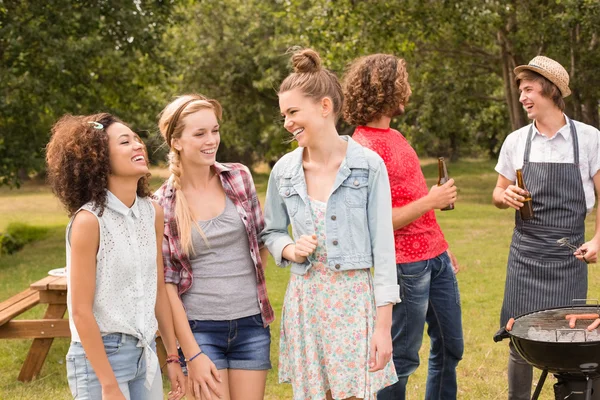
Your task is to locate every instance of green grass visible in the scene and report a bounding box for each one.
[1,161,599,399]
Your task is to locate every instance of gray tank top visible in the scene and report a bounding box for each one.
[182,195,260,320]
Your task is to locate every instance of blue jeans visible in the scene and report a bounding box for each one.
[180,314,271,371]
[66,333,162,400]
[377,252,464,400]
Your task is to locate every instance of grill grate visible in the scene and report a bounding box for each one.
[511,306,600,343]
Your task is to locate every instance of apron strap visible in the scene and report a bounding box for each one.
[568,116,580,166]
[524,125,534,163]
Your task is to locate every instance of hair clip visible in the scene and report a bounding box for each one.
[87,121,104,130]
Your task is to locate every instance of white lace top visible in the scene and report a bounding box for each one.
[66,191,159,388]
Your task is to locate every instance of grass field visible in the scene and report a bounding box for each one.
[1,160,599,399]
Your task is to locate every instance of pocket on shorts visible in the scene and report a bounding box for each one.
[66,358,78,398]
[102,334,123,356]
[251,314,264,327]
[66,355,87,398]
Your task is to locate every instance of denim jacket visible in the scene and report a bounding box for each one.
[261,136,400,306]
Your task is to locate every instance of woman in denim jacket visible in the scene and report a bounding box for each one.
[261,48,400,400]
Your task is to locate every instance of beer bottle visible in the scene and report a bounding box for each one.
[437,157,454,211]
[516,169,534,220]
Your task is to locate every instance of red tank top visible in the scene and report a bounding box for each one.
[353,126,448,263]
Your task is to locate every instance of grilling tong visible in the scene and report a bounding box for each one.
[556,237,589,263]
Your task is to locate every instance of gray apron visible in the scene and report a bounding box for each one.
[500,118,588,326]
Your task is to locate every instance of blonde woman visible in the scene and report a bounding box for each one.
[154,94,274,400]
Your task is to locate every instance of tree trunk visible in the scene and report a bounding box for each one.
[570,25,583,121]
[17,168,29,182]
[582,97,599,128]
[449,132,459,162]
[497,2,527,133]
[498,29,527,132]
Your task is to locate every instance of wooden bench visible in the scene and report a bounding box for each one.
[0,275,168,382]
[0,288,41,327]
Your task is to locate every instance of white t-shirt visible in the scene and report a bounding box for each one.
[495,116,600,214]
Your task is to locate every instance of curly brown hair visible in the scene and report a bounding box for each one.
[46,113,151,217]
[342,54,412,126]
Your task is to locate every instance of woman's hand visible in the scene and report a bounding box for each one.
[166,362,186,400]
[368,326,393,372]
[101,382,126,400]
[186,353,222,400]
[293,234,318,263]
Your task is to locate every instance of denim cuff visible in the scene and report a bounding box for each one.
[270,235,295,267]
[374,284,401,307]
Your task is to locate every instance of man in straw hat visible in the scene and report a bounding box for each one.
[492,55,600,399]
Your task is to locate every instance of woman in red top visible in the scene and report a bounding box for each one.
[342,54,464,400]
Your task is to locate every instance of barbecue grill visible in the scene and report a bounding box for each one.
[494,305,600,400]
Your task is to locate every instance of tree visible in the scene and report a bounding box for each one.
[0,0,175,186]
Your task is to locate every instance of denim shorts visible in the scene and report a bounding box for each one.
[66,333,162,400]
[180,313,271,371]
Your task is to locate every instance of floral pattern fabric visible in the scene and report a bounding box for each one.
[279,198,397,400]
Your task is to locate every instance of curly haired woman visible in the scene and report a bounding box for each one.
[46,114,185,400]
[343,54,463,400]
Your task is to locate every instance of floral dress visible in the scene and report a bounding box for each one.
[279,198,397,400]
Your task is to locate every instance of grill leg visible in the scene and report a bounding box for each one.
[584,377,593,400]
[532,369,548,400]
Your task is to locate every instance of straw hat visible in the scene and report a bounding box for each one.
[514,56,571,98]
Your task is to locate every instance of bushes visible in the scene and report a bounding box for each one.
[0,223,49,255]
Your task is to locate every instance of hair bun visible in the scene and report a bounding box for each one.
[291,48,322,73]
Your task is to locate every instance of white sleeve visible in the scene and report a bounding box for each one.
[588,127,600,178]
[495,134,517,182]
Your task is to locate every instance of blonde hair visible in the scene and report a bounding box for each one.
[279,48,343,121]
[158,93,223,255]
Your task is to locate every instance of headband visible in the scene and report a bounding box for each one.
[165,98,200,147]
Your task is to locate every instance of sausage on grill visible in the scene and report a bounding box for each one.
[506,318,515,331]
[587,318,600,331]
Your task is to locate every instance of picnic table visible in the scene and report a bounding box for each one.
[0,275,167,382]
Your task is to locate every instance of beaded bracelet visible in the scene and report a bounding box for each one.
[185,350,203,363]
[161,354,181,370]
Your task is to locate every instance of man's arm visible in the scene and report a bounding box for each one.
[392,179,457,230]
[575,171,600,263]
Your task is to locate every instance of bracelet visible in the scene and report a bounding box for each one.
[160,358,179,371]
[160,354,181,370]
[185,350,203,363]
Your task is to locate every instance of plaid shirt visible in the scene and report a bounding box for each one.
[154,162,274,326]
